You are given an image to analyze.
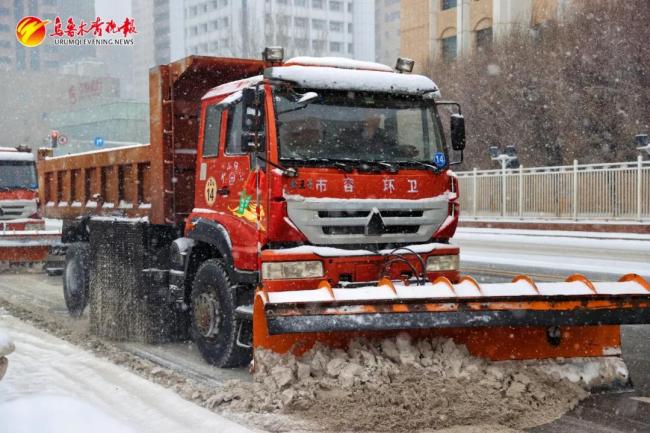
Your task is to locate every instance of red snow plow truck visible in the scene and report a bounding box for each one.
[38,50,650,387]
[0,146,52,269]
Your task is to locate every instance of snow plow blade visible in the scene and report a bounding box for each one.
[253,274,650,361]
[0,231,59,271]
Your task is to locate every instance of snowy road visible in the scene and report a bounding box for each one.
[1,274,649,433]
[0,313,254,433]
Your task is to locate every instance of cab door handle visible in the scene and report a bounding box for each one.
[217,186,230,196]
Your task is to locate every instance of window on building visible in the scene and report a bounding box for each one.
[441,0,457,10]
[211,1,219,9]
[312,0,323,9]
[294,17,308,28]
[211,20,219,30]
[200,3,208,12]
[210,40,219,51]
[441,35,457,62]
[347,42,354,53]
[295,0,306,6]
[220,17,229,27]
[347,2,353,12]
[0,40,10,48]
[203,105,222,157]
[329,21,343,32]
[277,0,288,4]
[0,24,10,32]
[220,0,228,6]
[330,1,342,11]
[475,27,493,52]
[348,23,353,33]
[200,23,208,33]
[312,19,326,30]
[189,6,197,17]
[295,38,309,49]
[0,6,10,15]
[0,56,12,64]
[329,41,342,52]
[190,26,198,36]
[312,39,325,51]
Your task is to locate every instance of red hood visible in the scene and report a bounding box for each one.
[275,167,450,200]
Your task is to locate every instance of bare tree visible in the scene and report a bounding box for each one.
[427,0,650,170]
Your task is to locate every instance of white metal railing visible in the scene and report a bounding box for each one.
[456,156,650,222]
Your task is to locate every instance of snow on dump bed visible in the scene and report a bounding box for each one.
[265,65,439,95]
[285,56,394,72]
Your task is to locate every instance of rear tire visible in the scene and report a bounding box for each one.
[63,242,90,318]
[190,259,251,368]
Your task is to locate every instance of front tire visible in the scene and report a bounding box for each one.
[190,259,251,368]
[63,242,90,318]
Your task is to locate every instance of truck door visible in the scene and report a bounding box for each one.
[197,103,226,211]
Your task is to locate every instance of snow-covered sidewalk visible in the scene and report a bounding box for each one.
[0,313,255,433]
[453,227,650,278]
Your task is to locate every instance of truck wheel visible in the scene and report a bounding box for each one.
[63,242,90,318]
[190,259,251,368]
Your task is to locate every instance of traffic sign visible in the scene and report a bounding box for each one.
[94,137,104,148]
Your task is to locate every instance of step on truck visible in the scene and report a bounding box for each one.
[38,49,650,384]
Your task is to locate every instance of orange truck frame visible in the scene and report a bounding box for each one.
[38,50,650,377]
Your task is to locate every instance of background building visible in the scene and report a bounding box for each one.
[183,0,375,61]
[375,0,400,66]
[401,0,574,71]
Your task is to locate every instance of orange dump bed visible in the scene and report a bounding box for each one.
[38,56,265,225]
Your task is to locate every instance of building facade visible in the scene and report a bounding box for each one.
[183,0,376,62]
[401,0,574,72]
[375,0,400,66]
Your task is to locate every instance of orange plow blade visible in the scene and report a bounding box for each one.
[253,273,650,362]
[0,231,60,270]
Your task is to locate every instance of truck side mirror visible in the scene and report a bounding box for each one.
[450,114,466,151]
[241,88,265,153]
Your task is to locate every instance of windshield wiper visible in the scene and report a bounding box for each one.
[281,156,353,172]
[390,161,440,172]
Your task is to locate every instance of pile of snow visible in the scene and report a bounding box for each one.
[0,328,14,380]
[208,334,589,432]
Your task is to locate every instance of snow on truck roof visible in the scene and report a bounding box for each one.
[202,57,438,100]
[0,150,35,162]
[284,56,394,72]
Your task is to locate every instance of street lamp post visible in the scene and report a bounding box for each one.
[635,134,648,222]
[489,145,519,217]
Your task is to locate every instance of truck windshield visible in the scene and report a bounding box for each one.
[274,89,445,167]
[0,160,38,190]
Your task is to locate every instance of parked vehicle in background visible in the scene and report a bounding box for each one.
[0,146,51,269]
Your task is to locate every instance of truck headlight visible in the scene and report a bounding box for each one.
[425,255,459,272]
[262,261,324,280]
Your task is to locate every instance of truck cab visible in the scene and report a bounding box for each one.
[181,54,465,365]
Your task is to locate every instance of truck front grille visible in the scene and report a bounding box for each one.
[287,196,449,245]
